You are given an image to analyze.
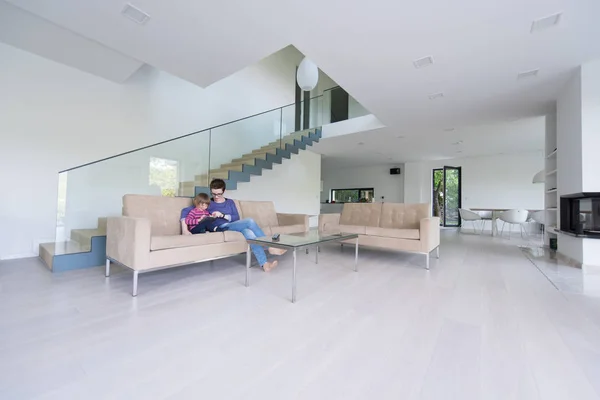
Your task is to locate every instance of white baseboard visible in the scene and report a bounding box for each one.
[1,252,37,261]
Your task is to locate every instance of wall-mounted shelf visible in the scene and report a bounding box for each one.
[546,149,557,158]
[546,207,558,211]
[546,188,557,193]
[546,169,557,176]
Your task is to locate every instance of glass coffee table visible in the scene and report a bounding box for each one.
[245,231,359,303]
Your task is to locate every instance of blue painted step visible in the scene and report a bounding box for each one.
[52,236,107,272]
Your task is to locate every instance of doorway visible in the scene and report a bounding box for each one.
[432,166,462,227]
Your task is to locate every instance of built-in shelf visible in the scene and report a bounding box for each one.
[546,188,557,193]
[546,207,558,211]
[546,169,557,176]
[547,226,559,235]
[546,149,558,158]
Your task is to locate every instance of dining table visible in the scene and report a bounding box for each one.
[469,208,541,236]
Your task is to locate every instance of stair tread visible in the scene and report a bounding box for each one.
[40,240,91,256]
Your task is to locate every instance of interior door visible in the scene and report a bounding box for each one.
[443,166,462,227]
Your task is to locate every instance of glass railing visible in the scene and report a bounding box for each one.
[53,90,368,250]
[321,86,370,125]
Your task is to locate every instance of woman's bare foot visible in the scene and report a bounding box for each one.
[268,247,287,256]
[262,260,278,272]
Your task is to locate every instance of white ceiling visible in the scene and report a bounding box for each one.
[2,0,599,163]
[315,117,545,168]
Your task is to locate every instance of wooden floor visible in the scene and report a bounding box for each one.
[1,231,600,400]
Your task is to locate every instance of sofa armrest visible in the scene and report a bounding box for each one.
[106,216,151,270]
[419,217,441,252]
[319,213,341,233]
[277,213,309,232]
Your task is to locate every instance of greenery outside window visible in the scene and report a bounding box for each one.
[330,188,374,203]
[149,157,179,197]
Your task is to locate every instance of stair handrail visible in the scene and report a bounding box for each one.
[59,93,324,173]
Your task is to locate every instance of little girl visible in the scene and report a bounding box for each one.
[185,193,211,233]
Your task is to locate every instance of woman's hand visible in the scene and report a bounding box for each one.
[212,211,224,218]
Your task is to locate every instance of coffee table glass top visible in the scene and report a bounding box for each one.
[248,231,358,248]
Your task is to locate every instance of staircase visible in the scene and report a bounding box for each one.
[39,217,107,272]
[39,127,321,272]
[179,128,321,197]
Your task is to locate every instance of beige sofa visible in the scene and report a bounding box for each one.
[319,203,440,269]
[106,194,309,296]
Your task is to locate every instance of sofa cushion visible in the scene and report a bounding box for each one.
[238,201,279,228]
[380,203,430,230]
[340,203,382,227]
[339,224,367,234]
[366,226,420,240]
[123,194,192,236]
[271,224,306,235]
[150,232,225,251]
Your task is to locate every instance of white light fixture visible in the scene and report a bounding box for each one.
[532,170,545,184]
[413,56,434,69]
[428,92,444,100]
[517,69,539,80]
[531,13,562,33]
[296,58,319,91]
[122,3,151,24]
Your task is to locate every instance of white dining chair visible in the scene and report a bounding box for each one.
[498,209,530,239]
[529,210,545,242]
[459,208,483,234]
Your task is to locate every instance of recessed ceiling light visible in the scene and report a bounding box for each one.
[444,127,455,132]
[452,141,463,145]
[456,150,463,154]
[357,142,364,145]
[413,56,434,69]
[531,12,562,33]
[428,92,444,100]
[122,3,151,25]
[517,69,539,80]
[397,135,405,139]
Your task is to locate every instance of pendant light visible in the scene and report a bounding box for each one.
[532,170,545,184]
[296,57,319,91]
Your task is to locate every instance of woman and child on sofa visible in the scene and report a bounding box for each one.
[179,178,284,272]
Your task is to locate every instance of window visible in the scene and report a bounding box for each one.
[330,188,374,203]
[149,157,179,197]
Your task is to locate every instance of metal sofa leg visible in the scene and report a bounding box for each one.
[435,246,440,259]
[132,271,139,297]
[105,258,110,277]
[425,253,430,270]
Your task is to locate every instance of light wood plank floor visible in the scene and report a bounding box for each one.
[1,231,599,400]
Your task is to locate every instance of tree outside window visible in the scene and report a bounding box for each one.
[149,157,179,197]
[330,188,374,203]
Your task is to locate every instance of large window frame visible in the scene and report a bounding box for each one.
[330,188,375,203]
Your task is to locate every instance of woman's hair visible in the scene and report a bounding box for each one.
[193,193,211,206]
[210,178,226,191]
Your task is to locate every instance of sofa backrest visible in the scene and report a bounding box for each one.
[380,203,430,229]
[340,203,382,227]
[237,200,279,227]
[122,194,192,236]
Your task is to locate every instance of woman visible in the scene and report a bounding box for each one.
[180,179,283,272]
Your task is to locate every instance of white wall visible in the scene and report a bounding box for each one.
[0,43,302,259]
[557,69,583,196]
[557,60,600,266]
[321,164,405,203]
[581,59,600,191]
[404,152,544,210]
[228,150,321,217]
